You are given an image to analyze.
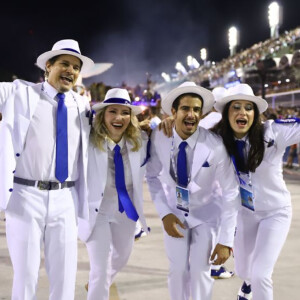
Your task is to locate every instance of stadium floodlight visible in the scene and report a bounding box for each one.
[187,56,193,68]
[192,57,200,68]
[161,72,171,82]
[187,55,200,69]
[228,26,239,56]
[268,2,282,39]
[175,62,188,75]
[200,48,207,61]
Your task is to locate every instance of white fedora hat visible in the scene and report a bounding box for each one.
[212,86,228,101]
[162,81,214,115]
[92,88,144,115]
[214,83,268,114]
[36,39,94,73]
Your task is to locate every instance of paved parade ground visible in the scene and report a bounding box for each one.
[0,170,299,299]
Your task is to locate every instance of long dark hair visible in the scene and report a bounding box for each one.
[210,101,265,172]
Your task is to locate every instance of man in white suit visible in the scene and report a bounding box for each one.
[0,39,94,299]
[146,82,239,300]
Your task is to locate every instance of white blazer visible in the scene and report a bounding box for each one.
[146,126,239,247]
[0,80,90,220]
[246,119,300,212]
[78,134,149,242]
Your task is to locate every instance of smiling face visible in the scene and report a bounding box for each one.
[46,54,81,93]
[104,104,131,143]
[228,100,255,138]
[171,95,202,140]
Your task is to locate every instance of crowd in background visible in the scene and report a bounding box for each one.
[186,26,300,93]
[2,27,300,169]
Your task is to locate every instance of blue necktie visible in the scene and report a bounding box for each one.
[55,93,68,183]
[177,141,188,187]
[235,140,246,171]
[114,145,139,221]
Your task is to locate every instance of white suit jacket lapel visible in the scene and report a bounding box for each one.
[73,92,90,141]
[94,143,108,189]
[191,130,210,180]
[127,142,140,189]
[28,84,43,119]
[160,137,177,185]
[14,84,42,151]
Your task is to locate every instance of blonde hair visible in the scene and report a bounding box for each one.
[90,106,142,151]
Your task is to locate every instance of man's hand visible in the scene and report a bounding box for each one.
[139,119,152,136]
[162,213,185,238]
[210,243,232,265]
[158,116,174,137]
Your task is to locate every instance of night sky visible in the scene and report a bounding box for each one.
[1,0,299,87]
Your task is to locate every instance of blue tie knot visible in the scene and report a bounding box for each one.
[114,144,121,155]
[57,93,65,102]
[235,140,247,172]
[235,139,245,149]
[235,140,246,157]
[179,141,188,151]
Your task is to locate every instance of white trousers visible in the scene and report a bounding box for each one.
[234,206,292,300]
[5,184,78,300]
[163,222,218,300]
[85,212,136,300]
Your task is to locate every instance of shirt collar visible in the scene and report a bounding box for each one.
[107,136,125,151]
[173,127,199,150]
[234,135,248,143]
[43,81,70,100]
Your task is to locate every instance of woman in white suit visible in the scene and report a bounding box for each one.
[212,83,300,300]
[78,88,149,300]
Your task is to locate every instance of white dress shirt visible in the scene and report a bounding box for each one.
[99,138,134,217]
[15,81,81,181]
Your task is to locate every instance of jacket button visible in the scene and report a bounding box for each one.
[101,193,104,197]
[95,208,98,212]
[184,213,188,217]
[12,170,15,173]
[9,188,13,192]
[16,153,20,157]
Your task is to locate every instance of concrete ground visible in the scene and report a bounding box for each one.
[0,169,299,299]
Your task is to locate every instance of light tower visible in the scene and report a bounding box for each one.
[187,55,200,70]
[161,72,171,82]
[268,2,282,39]
[200,48,207,63]
[228,26,239,56]
[175,62,188,75]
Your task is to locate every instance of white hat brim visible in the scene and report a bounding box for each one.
[36,50,95,73]
[162,85,214,115]
[214,93,268,114]
[92,102,144,115]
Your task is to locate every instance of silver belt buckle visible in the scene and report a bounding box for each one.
[37,181,59,190]
[37,181,51,190]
